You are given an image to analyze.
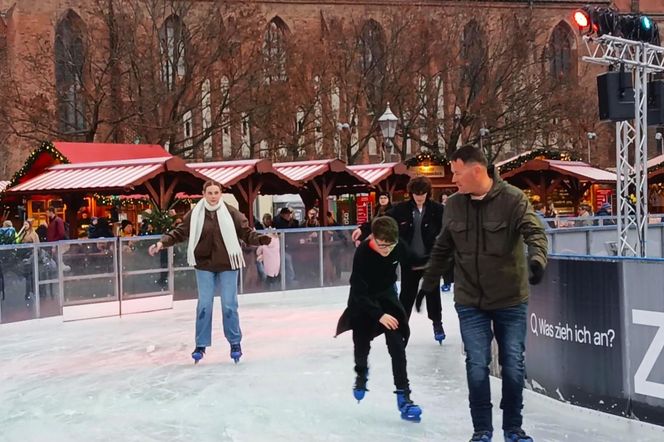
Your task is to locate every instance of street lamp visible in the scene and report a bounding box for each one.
[336,122,350,160]
[656,132,663,155]
[378,102,398,162]
[586,132,597,163]
[479,127,490,151]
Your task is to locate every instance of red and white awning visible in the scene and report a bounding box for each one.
[348,162,410,186]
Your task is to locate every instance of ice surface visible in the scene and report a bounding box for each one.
[1,287,663,442]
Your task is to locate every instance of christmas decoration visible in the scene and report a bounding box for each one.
[9,141,69,187]
[404,151,448,167]
[94,194,150,207]
[496,148,581,175]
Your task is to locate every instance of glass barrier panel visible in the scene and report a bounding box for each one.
[174,269,197,301]
[61,239,117,305]
[321,228,354,287]
[61,240,115,277]
[120,236,163,272]
[0,244,39,323]
[283,230,321,290]
[36,244,61,318]
[173,242,190,268]
[241,237,282,294]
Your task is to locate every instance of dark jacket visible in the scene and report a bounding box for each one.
[421,177,548,310]
[273,214,298,229]
[160,203,269,272]
[335,241,409,340]
[360,199,444,267]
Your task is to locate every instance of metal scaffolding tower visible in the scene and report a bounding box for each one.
[582,35,664,257]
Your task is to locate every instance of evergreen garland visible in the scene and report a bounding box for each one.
[9,141,69,187]
[404,151,448,167]
[497,148,581,174]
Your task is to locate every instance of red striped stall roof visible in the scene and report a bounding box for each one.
[274,159,367,184]
[7,157,171,193]
[0,181,9,192]
[188,159,300,193]
[348,162,409,185]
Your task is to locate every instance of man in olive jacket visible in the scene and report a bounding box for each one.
[420,146,547,442]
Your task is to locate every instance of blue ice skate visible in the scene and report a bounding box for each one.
[433,322,446,345]
[191,346,205,364]
[441,283,451,292]
[470,431,493,442]
[503,428,533,442]
[230,343,242,363]
[394,390,422,422]
[353,371,369,403]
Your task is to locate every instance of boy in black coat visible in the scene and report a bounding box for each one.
[336,216,422,422]
[352,176,447,344]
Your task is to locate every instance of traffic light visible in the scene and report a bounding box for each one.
[573,6,660,45]
[597,70,635,122]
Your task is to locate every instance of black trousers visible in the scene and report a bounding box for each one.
[353,323,409,391]
[399,266,442,323]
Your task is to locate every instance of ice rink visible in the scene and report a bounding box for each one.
[1,287,663,442]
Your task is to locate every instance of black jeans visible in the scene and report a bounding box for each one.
[353,322,409,391]
[400,266,442,323]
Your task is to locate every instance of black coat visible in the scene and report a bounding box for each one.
[360,199,444,266]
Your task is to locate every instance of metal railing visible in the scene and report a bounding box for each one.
[0,226,357,324]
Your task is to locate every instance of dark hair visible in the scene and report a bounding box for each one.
[450,145,488,168]
[406,176,432,196]
[121,219,133,230]
[371,216,398,243]
[47,207,56,214]
[533,202,544,211]
[203,180,223,192]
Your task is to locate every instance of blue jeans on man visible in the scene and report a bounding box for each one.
[455,302,528,434]
[194,269,241,347]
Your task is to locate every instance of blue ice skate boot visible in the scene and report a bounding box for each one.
[441,283,451,292]
[503,428,533,442]
[230,343,242,363]
[433,322,446,345]
[353,368,369,402]
[470,431,493,442]
[394,389,422,422]
[191,346,206,364]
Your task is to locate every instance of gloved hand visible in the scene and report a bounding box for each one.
[415,288,432,313]
[528,260,544,285]
[258,235,272,245]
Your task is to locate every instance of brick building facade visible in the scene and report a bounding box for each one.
[0,0,663,177]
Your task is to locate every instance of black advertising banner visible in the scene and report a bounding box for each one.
[526,257,628,416]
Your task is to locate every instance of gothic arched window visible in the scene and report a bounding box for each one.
[461,20,487,101]
[548,22,574,79]
[55,10,87,134]
[263,17,289,82]
[358,19,386,110]
[160,15,187,90]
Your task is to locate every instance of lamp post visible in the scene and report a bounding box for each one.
[586,132,597,164]
[336,122,350,160]
[656,132,663,155]
[479,127,490,151]
[378,103,398,163]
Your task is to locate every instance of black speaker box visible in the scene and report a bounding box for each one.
[597,71,635,122]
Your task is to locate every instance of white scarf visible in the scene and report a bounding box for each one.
[187,199,246,269]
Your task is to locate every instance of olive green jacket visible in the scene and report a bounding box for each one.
[421,176,548,310]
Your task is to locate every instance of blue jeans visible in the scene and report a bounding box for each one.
[194,269,241,347]
[455,302,528,433]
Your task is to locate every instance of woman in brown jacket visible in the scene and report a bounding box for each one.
[149,180,271,364]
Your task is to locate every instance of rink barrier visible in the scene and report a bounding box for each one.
[0,226,357,323]
[523,254,664,426]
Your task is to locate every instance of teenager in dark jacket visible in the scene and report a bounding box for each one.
[352,176,446,344]
[336,216,422,422]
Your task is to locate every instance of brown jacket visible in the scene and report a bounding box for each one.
[160,203,269,272]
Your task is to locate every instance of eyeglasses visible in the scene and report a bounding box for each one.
[375,240,397,250]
